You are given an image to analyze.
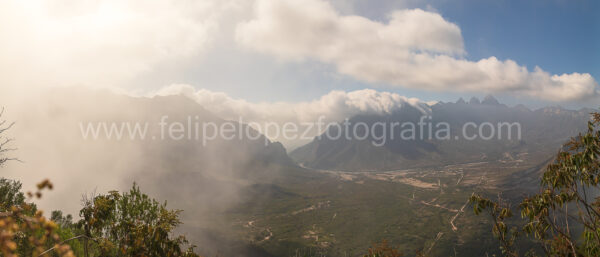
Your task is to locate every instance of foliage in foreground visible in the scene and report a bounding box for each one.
[78,183,198,256]
[0,179,199,257]
[0,109,74,257]
[0,179,75,257]
[470,112,600,257]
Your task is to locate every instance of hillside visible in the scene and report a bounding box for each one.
[291,96,594,171]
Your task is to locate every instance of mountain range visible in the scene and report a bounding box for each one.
[291,95,594,171]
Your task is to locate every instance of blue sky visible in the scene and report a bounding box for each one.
[439,0,598,81]
[381,0,599,107]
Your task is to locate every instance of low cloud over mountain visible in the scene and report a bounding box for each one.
[152,84,431,147]
[153,84,429,123]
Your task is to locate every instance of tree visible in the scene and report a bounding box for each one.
[0,179,74,257]
[0,108,198,256]
[0,178,26,211]
[78,183,198,257]
[0,109,74,257]
[471,112,600,257]
[0,107,16,167]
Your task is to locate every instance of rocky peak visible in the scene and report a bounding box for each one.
[469,97,481,104]
[482,95,500,105]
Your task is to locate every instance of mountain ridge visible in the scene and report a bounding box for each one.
[290,97,596,171]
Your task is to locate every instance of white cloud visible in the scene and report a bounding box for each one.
[236,1,463,60]
[153,84,429,123]
[236,0,599,101]
[0,0,242,89]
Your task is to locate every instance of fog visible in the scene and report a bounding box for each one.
[0,86,303,255]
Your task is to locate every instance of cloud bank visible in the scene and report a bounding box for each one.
[151,84,430,147]
[236,0,598,101]
[153,84,429,123]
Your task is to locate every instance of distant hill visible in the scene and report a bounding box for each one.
[290,95,595,171]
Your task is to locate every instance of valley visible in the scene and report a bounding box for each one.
[187,156,548,256]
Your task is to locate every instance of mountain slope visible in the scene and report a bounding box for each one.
[291,96,594,171]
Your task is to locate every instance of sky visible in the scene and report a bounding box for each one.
[137,0,600,107]
[0,0,598,109]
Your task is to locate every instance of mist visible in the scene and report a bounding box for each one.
[0,86,304,256]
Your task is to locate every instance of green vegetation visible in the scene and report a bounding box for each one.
[0,110,198,257]
[0,178,199,257]
[471,112,600,256]
[0,178,74,257]
[78,184,198,256]
[216,162,509,256]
